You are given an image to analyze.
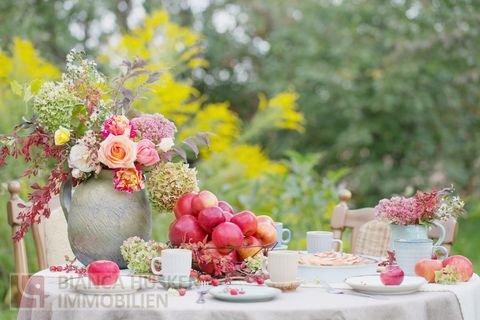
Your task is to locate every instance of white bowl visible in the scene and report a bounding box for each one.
[297,256,379,284]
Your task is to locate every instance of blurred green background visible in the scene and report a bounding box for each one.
[1,0,480,318]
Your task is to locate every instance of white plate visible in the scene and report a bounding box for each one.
[345,275,427,295]
[71,276,147,295]
[209,285,281,302]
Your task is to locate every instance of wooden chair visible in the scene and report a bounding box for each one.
[7,180,73,306]
[330,189,459,257]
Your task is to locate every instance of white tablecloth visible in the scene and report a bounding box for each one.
[17,270,480,320]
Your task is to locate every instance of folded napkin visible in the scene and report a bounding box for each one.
[420,274,480,320]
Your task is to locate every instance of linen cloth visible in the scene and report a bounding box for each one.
[419,274,480,320]
[17,270,476,320]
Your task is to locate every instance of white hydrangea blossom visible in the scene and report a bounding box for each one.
[120,237,167,274]
[32,81,80,133]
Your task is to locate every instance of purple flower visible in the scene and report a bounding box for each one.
[131,114,177,145]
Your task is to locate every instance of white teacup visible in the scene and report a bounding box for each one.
[151,249,192,282]
[394,239,448,276]
[306,231,343,254]
[266,250,298,283]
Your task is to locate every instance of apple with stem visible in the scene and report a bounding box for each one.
[380,251,404,286]
[87,260,120,286]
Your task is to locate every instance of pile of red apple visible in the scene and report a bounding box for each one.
[415,255,473,283]
[169,190,278,272]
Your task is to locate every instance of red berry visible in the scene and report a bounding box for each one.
[199,274,207,282]
[56,266,63,271]
[256,277,264,285]
[246,276,255,283]
[204,274,212,282]
[211,279,219,286]
[178,288,187,296]
[230,288,238,295]
[49,266,57,272]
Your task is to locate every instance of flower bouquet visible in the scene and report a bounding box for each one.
[0,50,208,241]
[375,186,465,225]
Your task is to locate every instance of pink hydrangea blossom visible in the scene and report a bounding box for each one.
[131,114,176,145]
[375,196,420,225]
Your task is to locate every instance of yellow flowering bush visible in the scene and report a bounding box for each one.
[0,39,60,133]
[107,10,304,184]
[0,11,305,197]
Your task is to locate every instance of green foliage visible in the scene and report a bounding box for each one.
[177,0,480,205]
[0,2,479,317]
[452,200,480,273]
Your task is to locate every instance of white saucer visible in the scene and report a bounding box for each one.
[345,275,427,295]
[71,276,147,295]
[265,279,302,291]
[209,285,281,302]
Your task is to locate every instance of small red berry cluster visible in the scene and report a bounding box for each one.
[49,264,87,275]
[245,275,264,285]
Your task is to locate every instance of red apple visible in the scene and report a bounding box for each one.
[257,215,275,225]
[198,207,226,233]
[231,210,258,236]
[169,215,207,246]
[255,222,278,247]
[442,255,474,282]
[192,191,218,215]
[222,211,233,222]
[86,260,120,286]
[414,259,443,283]
[218,201,234,214]
[237,236,263,259]
[174,192,198,218]
[212,222,244,254]
[380,265,404,285]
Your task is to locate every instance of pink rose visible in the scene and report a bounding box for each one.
[136,139,160,166]
[101,115,135,138]
[98,134,137,169]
